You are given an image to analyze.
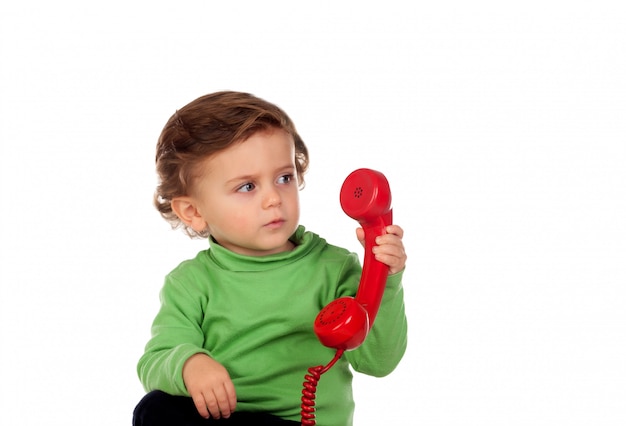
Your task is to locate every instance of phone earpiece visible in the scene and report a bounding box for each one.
[340,168,392,225]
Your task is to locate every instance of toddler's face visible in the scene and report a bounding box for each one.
[189,128,301,256]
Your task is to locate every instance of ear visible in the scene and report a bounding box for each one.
[171,196,208,232]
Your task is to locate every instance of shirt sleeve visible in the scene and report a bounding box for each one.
[345,269,408,377]
[136,275,211,396]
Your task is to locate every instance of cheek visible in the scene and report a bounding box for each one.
[215,208,250,228]
[285,191,301,216]
[220,200,259,229]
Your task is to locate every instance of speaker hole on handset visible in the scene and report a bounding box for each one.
[353,187,363,198]
[319,301,347,325]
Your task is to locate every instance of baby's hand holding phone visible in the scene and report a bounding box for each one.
[357,224,406,275]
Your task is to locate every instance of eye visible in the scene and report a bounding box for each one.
[277,174,294,184]
[237,182,255,192]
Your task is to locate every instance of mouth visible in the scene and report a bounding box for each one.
[265,218,286,229]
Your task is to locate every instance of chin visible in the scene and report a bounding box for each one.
[260,236,294,254]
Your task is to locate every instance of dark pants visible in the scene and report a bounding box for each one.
[133,390,300,426]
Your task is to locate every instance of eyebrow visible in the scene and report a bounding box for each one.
[225,164,296,185]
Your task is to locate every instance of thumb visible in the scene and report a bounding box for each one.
[355,227,366,248]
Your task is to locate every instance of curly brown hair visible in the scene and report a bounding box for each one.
[154,91,309,238]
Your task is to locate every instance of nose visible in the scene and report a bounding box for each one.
[263,186,281,209]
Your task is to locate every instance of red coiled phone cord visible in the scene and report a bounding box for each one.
[300,349,345,425]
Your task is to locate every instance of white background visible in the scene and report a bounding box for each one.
[1,1,625,425]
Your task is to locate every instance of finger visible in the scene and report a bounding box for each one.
[204,392,222,420]
[191,393,210,419]
[375,254,406,274]
[225,381,238,413]
[355,227,366,247]
[375,233,404,249]
[385,225,404,238]
[373,243,407,273]
[214,383,236,419]
[373,244,406,261]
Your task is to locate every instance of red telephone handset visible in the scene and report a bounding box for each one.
[313,168,393,350]
[301,169,393,425]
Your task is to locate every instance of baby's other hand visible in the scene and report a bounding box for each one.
[356,224,406,275]
[182,353,237,420]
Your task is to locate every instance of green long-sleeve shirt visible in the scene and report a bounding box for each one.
[137,225,407,425]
